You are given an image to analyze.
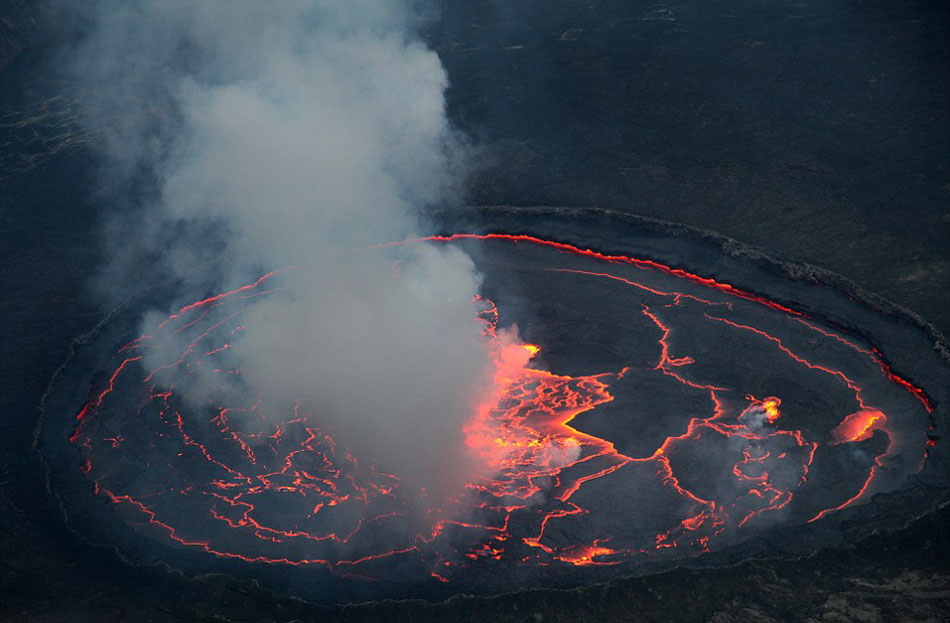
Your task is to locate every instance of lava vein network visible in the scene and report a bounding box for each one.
[65,233,935,585]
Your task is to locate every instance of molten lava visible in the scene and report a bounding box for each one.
[832,410,887,444]
[65,233,935,585]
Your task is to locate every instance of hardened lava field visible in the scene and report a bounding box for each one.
[45,227,941,598]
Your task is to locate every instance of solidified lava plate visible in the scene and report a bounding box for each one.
[39,208,948,601]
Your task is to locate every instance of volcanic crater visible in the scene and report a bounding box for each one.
[38,207,949,602]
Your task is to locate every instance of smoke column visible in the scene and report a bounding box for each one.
[65,1,497,493]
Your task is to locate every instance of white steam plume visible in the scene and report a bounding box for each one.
[66,1,497,492]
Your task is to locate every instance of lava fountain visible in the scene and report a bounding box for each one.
[40,210,946,600]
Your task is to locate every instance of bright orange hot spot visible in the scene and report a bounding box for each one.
[462,332,617,484]
[761,398,781,422]
[554,543,617,566]
[831,410,887,444]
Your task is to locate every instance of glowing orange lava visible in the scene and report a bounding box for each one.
[832,410,887,444]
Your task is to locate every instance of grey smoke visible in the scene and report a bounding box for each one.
[66,1,500,492]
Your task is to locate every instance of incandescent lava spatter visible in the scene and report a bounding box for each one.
[38,207,949,601]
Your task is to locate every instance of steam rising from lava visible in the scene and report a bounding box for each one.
[65,2,498,492]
